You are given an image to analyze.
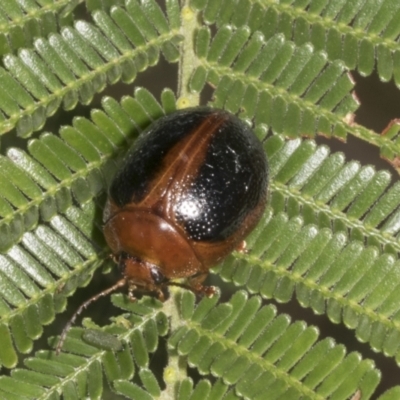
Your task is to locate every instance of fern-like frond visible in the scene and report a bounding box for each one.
[192,26,358,140]
[174,378,240,400]
[265,134,400,253]
[0,0,76,57]
[169,291,380,399]
[0,201,103,368]
[3,83,400,370]
[191,0,400,84]
[0,295,167,399]
[0,88,176,367]
[218,207,400,363]
[194,24,400,164]
[379,387,400,400]
[380,120,400,168]
[0,0,181,138]
[1,0,399,398]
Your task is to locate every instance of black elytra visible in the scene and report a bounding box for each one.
[108,107,269,243]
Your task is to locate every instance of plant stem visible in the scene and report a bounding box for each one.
[177,0,200,108]
[161,3,201,398]
[161,288,187,399]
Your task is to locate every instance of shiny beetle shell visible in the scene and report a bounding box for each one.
[103,107,269,298]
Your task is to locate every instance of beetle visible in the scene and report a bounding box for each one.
[56,107,268,354]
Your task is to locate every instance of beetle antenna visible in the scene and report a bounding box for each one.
[56,278,127,355]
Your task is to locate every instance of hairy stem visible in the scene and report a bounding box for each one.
[177,0,200,108]
[161,2,201,397]
[161,288,187,399]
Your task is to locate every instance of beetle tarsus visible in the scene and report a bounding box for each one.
[189,282,217,297]
[156,289,165,301]
[127,285,137,302]
[186,272,213,296]
[200,285,217,297]
[236,240,248,253]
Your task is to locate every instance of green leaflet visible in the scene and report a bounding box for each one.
[0,0,74,57]
[193,20,400,163]
[175,378,240,400]
[169,291,380,400]
[192,0,400,83]
[266,135,400,249]
[218,208,400,363]
[0,295,167,399]
[196,27,357,138]
[0,0,182,137]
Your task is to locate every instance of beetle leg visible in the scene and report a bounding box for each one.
[127,284,137,302]
[236,240,248,253]
[187,272,216,297]
[156,289,165,302]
